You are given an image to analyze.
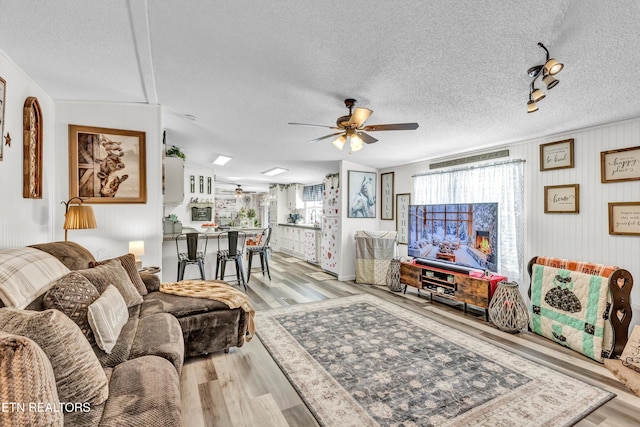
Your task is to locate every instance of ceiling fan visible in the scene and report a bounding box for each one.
[288,98,419,152]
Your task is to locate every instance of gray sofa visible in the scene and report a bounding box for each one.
[0,241,251,426]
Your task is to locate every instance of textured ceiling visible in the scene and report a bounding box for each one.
[1,1,639,192]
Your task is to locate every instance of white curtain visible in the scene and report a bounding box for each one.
[413,160,525,281]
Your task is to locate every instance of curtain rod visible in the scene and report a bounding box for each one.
[412,159,526,178]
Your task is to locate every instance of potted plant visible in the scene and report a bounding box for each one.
[166,145,186,160]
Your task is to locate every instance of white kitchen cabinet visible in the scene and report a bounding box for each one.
[164,156,184,205]
[287,184,304,210]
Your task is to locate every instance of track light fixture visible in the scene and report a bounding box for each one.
[526,42,564,113]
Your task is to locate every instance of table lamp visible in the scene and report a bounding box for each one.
[129,240,145,269]
[62,197,97,241]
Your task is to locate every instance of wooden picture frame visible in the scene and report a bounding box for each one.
[0,76,5,161]
[396,193,411,244]
[68,125,146,203]
[23,97,43,199]
[380,172,394,220]
[544,184,579,214]
[540,139,574,171]
[608,202,640,235]
[601,146,640,183]
[348,170,376,218]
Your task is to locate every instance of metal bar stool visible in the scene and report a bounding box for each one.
[247,227,272,283]
[215,230,247,290]
[176,232,208,281]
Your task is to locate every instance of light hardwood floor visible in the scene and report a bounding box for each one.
[180,252,640,427]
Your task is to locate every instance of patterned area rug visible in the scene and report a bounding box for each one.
[306,272,336,281]
[256,294,614,427]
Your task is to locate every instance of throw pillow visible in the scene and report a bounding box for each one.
[0,308,108,406]
[87,285,129,354]
[78,259,143,307]
[0,247,70,309]
[0,331,63,427]
[90,253,148,296]
[42,271,101,344]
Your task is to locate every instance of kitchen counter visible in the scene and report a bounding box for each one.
[277,223,321,230]
[163,227,263,241]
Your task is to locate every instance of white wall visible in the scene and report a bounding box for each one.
[165,164,215,229]
[380,117,640,327]
[54,101,163,270]
[0,49,55,248]
[338,160,378,281]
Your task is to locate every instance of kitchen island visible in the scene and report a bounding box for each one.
[162,227,264,282]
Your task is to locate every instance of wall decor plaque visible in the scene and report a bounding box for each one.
[608,202,640,235]
[601,146,640,183]
[544,184,579,214]
[23,97,43,198]
[396,193,411,244]
[381,172,394,220]
[540,139,574,171]
[68,125,146,203]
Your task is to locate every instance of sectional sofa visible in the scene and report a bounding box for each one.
[0,241,252,426]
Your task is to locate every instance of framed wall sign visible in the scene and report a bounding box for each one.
[23,97,43,199]
[601,146,640,183]
[380,172,394,220]
[348,170,376,218]
[199,175,204,193]
[207,176,212,194]
[396,193,411,244]
[68,125,147,203]
[0,76,5,161]
[540,139,574,171]
[544,184,579,214]
[608,202,640,235]
[190,175,195,193]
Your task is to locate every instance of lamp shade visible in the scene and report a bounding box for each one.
[542,74,559,89]
[544,58,563,75]
[332,134,347,150]
[350,134,364,152]
[129,240,145,257]
[531,88,545,102]
[64,205,97,230]
[527,100,538,113]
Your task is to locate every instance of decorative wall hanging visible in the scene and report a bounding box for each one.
[23,97,43,198]
[68,125,146,203]
[347,170,376,218]
[601,146,640,183]
[608,202,640,235]
[190,175,195,193]
[544,184,579,214]
[540,139,574,171]
[199,176,204,193]
[396,193,411,244]
[380,172,394,220]
[0,76,5,161]
[207,177,212,194]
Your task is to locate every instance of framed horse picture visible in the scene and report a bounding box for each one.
[348,170,376,218]
[68,125,147,203]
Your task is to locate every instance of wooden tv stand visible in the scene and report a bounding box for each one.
[400,261,506,320]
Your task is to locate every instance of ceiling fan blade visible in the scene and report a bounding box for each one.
[307,132,344,143]
[348,107,373,128]
[358,132,378,144]
[362,123,419,131]
[288,122,340,129]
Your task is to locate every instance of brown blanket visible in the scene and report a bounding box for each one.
[160,280,255,342]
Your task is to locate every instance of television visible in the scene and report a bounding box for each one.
[407,203,499,273]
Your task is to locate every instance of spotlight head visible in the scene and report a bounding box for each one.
[527,100,538,113]
[543,74,559,89]
[531,88,545,102]
[544,58,564,75]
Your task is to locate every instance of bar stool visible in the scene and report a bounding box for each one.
[215,230,247,290]
[176,232,208,281]
[247,227,272,283]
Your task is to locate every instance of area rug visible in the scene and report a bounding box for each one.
[256,294,614,427]
[306,272,336,281]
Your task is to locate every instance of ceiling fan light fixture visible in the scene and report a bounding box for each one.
[332,134,347,150]
[350,134,364,152]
